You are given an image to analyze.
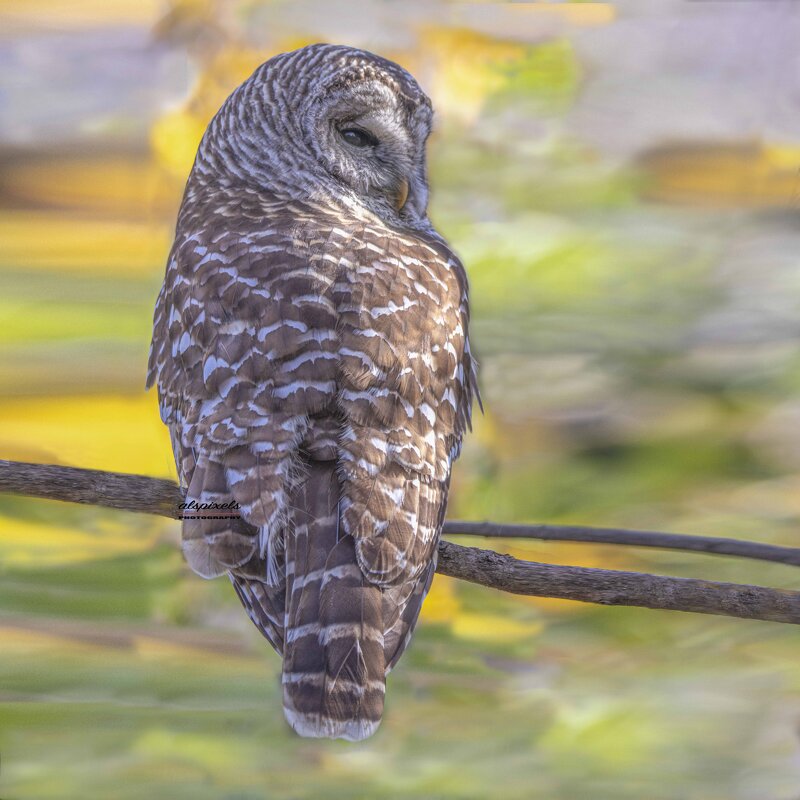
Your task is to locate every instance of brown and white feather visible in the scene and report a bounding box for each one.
[147,43,477,741]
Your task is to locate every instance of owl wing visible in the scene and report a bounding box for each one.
[277,221,477,734]
[147,203,342,650]
[332,223,478,668]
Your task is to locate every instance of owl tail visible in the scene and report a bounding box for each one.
[282,461,386,741]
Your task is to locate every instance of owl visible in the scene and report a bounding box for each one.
[147,43,478,741]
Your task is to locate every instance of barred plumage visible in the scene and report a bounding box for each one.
[147,43,478,740]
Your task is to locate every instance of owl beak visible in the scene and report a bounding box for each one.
[395,179,409,211]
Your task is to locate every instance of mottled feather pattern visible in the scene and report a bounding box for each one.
[147,44,477,740]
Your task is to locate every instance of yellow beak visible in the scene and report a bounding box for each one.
[395,179,409,211]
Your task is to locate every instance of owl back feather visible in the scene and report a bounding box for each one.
[147,44,478,741]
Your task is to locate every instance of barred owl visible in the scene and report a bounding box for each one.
[147,43,478,740]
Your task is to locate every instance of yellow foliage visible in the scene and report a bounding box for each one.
[497,2,615,27]
[640,141,800,208]
[2,156,179,219]
[422,28,529,123]
[0,625,74,653]
[188,46,268,118]
[451,612,543,644]
[419,574,461,623]
[150,44,287,176]
[0,393,175,478]
[151,109,209,178]
[0,516,159,567]
[0,211,170,274]
[131,634,255,666]
[0,0,162,28]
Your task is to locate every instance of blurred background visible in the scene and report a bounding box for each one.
[1,1,800,797]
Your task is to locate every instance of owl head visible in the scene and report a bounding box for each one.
[193,44,435,228]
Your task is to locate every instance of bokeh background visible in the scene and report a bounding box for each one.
[2,1,800,797]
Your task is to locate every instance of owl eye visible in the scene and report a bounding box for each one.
[339,127,378,148]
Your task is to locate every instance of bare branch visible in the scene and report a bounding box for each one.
[436,541,800,625]
[442,521,800,567]
[4,460,797,568]
[0,459,183,519]
[1,459,799,625]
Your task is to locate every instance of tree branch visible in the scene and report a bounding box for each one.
[0,459,184,519]
[436,542,800,625]
[1,459,799,625]
[442,521,800,567]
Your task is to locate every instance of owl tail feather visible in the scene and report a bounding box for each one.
[281,461,385,741]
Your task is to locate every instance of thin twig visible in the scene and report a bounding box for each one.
[442,521,800,567]
[1,459,799,625]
